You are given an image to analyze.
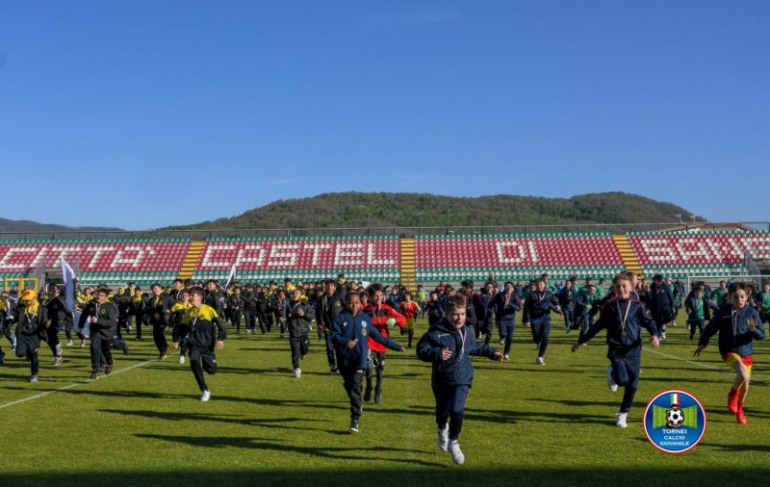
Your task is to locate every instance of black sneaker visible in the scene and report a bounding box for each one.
[374,391,382,405]
[363,387,372,402]
[105,364,114,375]
[123,345,131,355]
[349,419,359,433]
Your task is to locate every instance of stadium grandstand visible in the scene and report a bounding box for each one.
[1,223,769,290]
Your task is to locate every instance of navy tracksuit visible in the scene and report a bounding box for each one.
[331,310,402,421]
[487,292,521,356]
[578,298,659,413]
[417,319,498,441]
[523,290,560,359]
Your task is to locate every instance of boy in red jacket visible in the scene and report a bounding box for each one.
[399,291,420,348]
[364,283,406,404]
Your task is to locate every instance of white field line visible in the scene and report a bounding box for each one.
[0,359,154,410]
[645,347,725,371]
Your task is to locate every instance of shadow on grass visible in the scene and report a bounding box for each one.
[99,408,325,430]
[3,466,769,487]
[133,433,444,467]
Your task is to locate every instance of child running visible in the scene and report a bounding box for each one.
[694,282,765,424]
[171,290,192,364]
[399,291,420,348]
[571,273,661,428]
[417,294,504,465]
[331,292,404,433]
[181,287,227,401]
[13,289,45,382]
[287,288,314,378]
[363,283,406,405]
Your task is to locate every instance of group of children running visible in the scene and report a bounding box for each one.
[0,270,764,465]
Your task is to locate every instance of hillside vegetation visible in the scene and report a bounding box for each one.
[164,192,698,230]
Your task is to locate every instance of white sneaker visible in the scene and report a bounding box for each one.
[438,425,449,452]
[54,356,63,366]
[535,357,545,365]
[294,368,301,378]
[200,390,211,402]
[616,411,628,428]
[179,355,186,364]
[29,375,38,383]
[503,354,510,361]
[449,440,465,465]
[607,365,618,392]
[67,340,73,347]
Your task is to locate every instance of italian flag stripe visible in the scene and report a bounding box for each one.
[671,393,680,407]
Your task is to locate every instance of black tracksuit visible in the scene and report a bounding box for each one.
[13,302,45,377]
[287,299,315,370]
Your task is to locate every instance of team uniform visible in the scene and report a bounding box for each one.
[316,289,346,374]
[330,308,402,432]
[473,291,495,343]
[41,293,70,365]
[558,285,576,331]
[576,297,660,426]
[13,298,45,381]
[416,317,499,464]
[685,293,716,340]
[522,289,560,365]
[146,293,170,358]
[180,304,227,400]
[648,279,675,340]
[79,298,119,379]
[170,300,192,363]
[698,302,765,422]
[487,291,522,359]
[364,302,406,404]
[399,299,420,348]
[287,297,315,377]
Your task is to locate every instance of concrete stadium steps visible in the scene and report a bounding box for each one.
[612,234,643,278]
[400,237,416,290]
[178,240,205,281]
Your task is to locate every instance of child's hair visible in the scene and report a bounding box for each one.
[403,291,412,299]
[189,287,204,298]
[615,272,633,285]
[367,283,384,296]
[730,282,749,295]
[444,294,466,312]
[616,270,636,284]
[345,291,360,303]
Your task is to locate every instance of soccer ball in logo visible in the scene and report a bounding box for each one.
[666,406,685,427]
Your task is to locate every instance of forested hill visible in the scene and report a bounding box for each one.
[164,192,700,230]
[0,217,122,233]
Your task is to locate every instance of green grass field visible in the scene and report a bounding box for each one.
[1,317,769,487]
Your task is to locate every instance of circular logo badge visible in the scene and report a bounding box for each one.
[643,389,707,454]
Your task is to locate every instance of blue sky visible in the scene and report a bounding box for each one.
[1,1,768,230]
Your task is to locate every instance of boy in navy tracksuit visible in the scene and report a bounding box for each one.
[523,279,561,365]
[331,292,404,433]
[417,294,503,465]
[486,281,521,360]
[695,282,765,424]
[572,274,661,428]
